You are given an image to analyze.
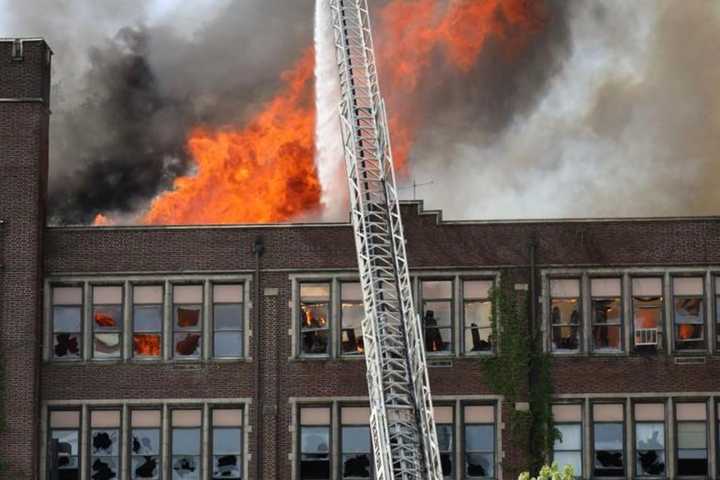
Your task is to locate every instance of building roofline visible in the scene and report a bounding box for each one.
[44,200,720,232]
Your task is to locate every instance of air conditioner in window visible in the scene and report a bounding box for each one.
[635,328,659,347]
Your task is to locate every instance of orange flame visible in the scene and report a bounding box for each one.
[94,311,117,328]
[133,334,161,357]
[130,1,548,225]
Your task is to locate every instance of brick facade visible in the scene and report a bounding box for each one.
[2,38,719,479]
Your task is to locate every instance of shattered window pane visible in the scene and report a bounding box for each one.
[422,280,454,354]
[593,423,625,477]
[172,428,201,480]
[134,334,161,358]
[635,422,665,477]
[212,428,242,479]
[174,304,202,359]
[91,428,120,480]
[674,296,705,351]
[437,424,454,478]
[132,428,161,480]
[463,424,494,478]
[53,306,82,360]
[464,300,492,353]
[50,428,80,480]
[300,426,330,479]
[300,282,330,356]
[174,333,201,358]
[93,303,123,360]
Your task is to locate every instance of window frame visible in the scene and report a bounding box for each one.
[91,285,124,361]
[47,408,82,480]
[553,421,583,479]
[338,281,365,358]
[87,408,122,480]
[461,279,494,355]
[632,403,667,479]
[549,277,583,354]
[210,406,244,480]
[591,403,626,479]
[671,276,707,353]
[50,285,84,362]
[589,277,624,354]
[211,283,246,359]
[128,408,163,480]
[131,284,164,361]
[339,405,373,480]
[172,284,204,360]
[298,281,333,358]
[434,405,455,480]
[297,405,333,480]
[420,278,455,355]
[169,408,204,480]
[674,402,709,479]
[630,276,665,352]
[462,404,496,480]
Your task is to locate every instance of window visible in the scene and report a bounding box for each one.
[131,410,162,480]
[435,406,454,479]
[673,278,705,351]
[48,410,81,480]
[592,403,625,477]
[632,278,663,349]
[463,280,493,353]
[463,405,495,479]
[552,404,582,478]
[171,409,202,479]
[211,408,243,479]
[340,282,365,356]
[132,286,163,359]
[634,403,666,477]
[299,407,331,480]
[422,280,454,353]
[52,287,83,360]
[173,285,203,359]
[550,279,581,352]
[213,285,244,358]
[92,286,123,359]
[340,407,373,479]
[591,279,622,352]
[675,402,708,477]
[89,410,121,480]
[299,283,331,356]
[715,279,720,349]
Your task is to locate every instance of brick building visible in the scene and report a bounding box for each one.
[2,38,720,480]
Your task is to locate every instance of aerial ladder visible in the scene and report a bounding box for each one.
[328,1,444,479]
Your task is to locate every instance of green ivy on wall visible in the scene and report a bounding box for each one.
[480,274,555,476]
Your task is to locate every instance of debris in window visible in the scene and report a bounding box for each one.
[177,308,200,328]
[55,333,80,358]
[176,334,201,356]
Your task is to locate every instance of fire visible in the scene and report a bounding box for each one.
[94,311,117,328]
[133,334,161,357]
[125,0,548,225]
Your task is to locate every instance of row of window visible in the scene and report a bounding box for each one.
[297,277,494,357]
[297,403,497,479]
[50,282,246,361]
[548,273,720,354]
[552,400,717,478]
[47,405,243,480]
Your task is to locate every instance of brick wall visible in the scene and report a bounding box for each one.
[0,39,51,479]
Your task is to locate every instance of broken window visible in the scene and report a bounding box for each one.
[299,283,330,356]
[133,286,163,359]
[48,410,81,480]
[92,286,123,359]
[552,404,583,478]
[89,410,121,480]
[673,277,705,351]
[422,280,453,353]
[463,405,495,479]
[463,280,493,353]
[675,402,708,476]
[212,409,243,480]
[131,410,162,480]
[173,285,203,359]
[213,285,244,358]
[340,407,372,479]
[715,279,720,349]
[632,278,663,350]
[634,403,666,477]
[340,282,365,356]
[435,406,454,479]
[52,287,83,360]
[550,279,581,352]
[171,409,202,480]
[299,407,331,479]
[591,278,623,352]
[592,403,625,477]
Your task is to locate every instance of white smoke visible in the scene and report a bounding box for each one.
[313,0,348,221]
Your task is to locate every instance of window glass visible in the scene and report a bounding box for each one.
[212,409,243,479]
[341,282,365,356]
[341,426,372,478]
[677,422,707,476]
[173,285,203,359]
[463,281,493,353]
[300,426,330,479]
[635,423,665,477]
[464,424,494,478]
[92,286,123,359]
[133,286,163,359]
[90,410,121,480]
[593,423,624,477]
[632,278,663,348]
[437,423,454,478]
[550,279,581,352]
[300,283,331,356]
[553,424,582,477]
[52,287,83,360]
[673,277,705,351]
[131,410,161,480]
[49,410,81,480]
[591,278,622,352]
[213,284,244,358]
[422,280,453,353]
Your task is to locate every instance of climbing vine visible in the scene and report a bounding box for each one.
[480,274,555,476]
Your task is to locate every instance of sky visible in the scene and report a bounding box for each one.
[3,0,720,223]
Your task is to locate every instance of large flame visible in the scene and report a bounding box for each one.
[130,0,548,226]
